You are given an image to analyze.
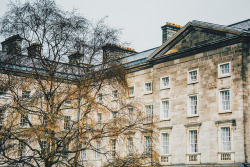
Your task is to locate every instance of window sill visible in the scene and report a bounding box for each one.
[128,95,135,98]
[187,115,199,118]
[187,81,198,85]
[144,92,152,95]
[143,122,153,125]
[218,75,231,79]
[218,111,232,114]
[160,87,170,90]
[160,118,171,122]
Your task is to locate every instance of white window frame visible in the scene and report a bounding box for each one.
[160,76,170,89]
[218,62,231,78]
[98,93,103,102]
[188,94,198,117]
[189,130,198,154]
[144,82,152,94]
[217,123,234,162]
[20,112,29,127]
[0,109,4,126]
[187,69,199,84]
[18,140,27,157]
[219,89,231,113]
[112,90,118,100]
[82,141,87,160]
[221,127,231,152]
[144,136,151,155]
[128,107,133,124]
[161,100,170,120]
[22,90,31,99]
[162,133,169,155]
[96,141,101,159]
[64,116,71,130]
[127,137,133,156]
[145,105,153,123]
[110,139,116,158]
[128,86,135,97]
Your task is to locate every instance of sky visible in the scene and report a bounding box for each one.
[0,0,249,52]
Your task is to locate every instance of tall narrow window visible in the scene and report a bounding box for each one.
[82,141,87,160]
[190,130,198,153]
[64,116,71,130]
[127,137,133,156]
[41,140,47,152]
[162,133,169,155]
[128,108,133,123]
[97,113,102,129]
[18,141,27,156]
[62,141,69,158]
[221,127,231,152]
[145,105,153,123]
[20,113,29,127]
[111,139,116,158]
[220,90,230,112]
[145,82,152,93]
[0,109,4,126]
[189,95,197,116]
[96,141,101,159]
[145,136,151,155]
[162,100,169,119]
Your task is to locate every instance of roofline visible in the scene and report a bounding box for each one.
[148,20,247,60]
[227,19,250,27]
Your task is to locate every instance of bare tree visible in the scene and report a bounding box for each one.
[0,0,157,166]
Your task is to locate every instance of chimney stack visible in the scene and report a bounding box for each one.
[27,43,42,58]
[1,34,23,55]
[102,44,137,63]
[161,22,182,44]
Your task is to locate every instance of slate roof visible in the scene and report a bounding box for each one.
[227,19,250,31]
[122,47,158,66]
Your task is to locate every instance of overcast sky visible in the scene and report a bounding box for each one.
[0,0,249,52]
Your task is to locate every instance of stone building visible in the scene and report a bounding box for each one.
[0,19,250,167]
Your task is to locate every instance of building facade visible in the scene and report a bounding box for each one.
[0,19,250,167]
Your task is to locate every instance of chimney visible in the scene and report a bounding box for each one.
[27,43,42,58]
[68,51,83,65]
[1,34,23,55]
[102,44,137,63]
[161,22,182,44]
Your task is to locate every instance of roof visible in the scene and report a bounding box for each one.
[227,19,250,31]
[148,19,250,60]
[122,47,158,66]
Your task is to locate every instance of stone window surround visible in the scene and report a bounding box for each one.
[128,85,135,97]
[184,123,201,163]
[187,69,199,84]
[187,94,199,118]
[144,81,152,94]
[219,88,231,114]
[215,120,235,162]
[160,76,170,90]
[160,99,170,121]
[218,62,231,79]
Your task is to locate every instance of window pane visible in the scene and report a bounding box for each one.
[221,64,229,75]
[189,96,197,115]
[190,130,197,153]
[220,90,230,111]
[111,139,116,157]
[162,133,169,155]
[222,127,231,152]
[145,105,153,123]
[162,101,169,119]
[145,83,152,92]
[96,141,101,159]
[145,136,151,155]
[162,77,169,87]
[127,137,133,156]
[64,116,71,130]
[129,87,134,96]
[189,71,197,82]
[128,108,133,123]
